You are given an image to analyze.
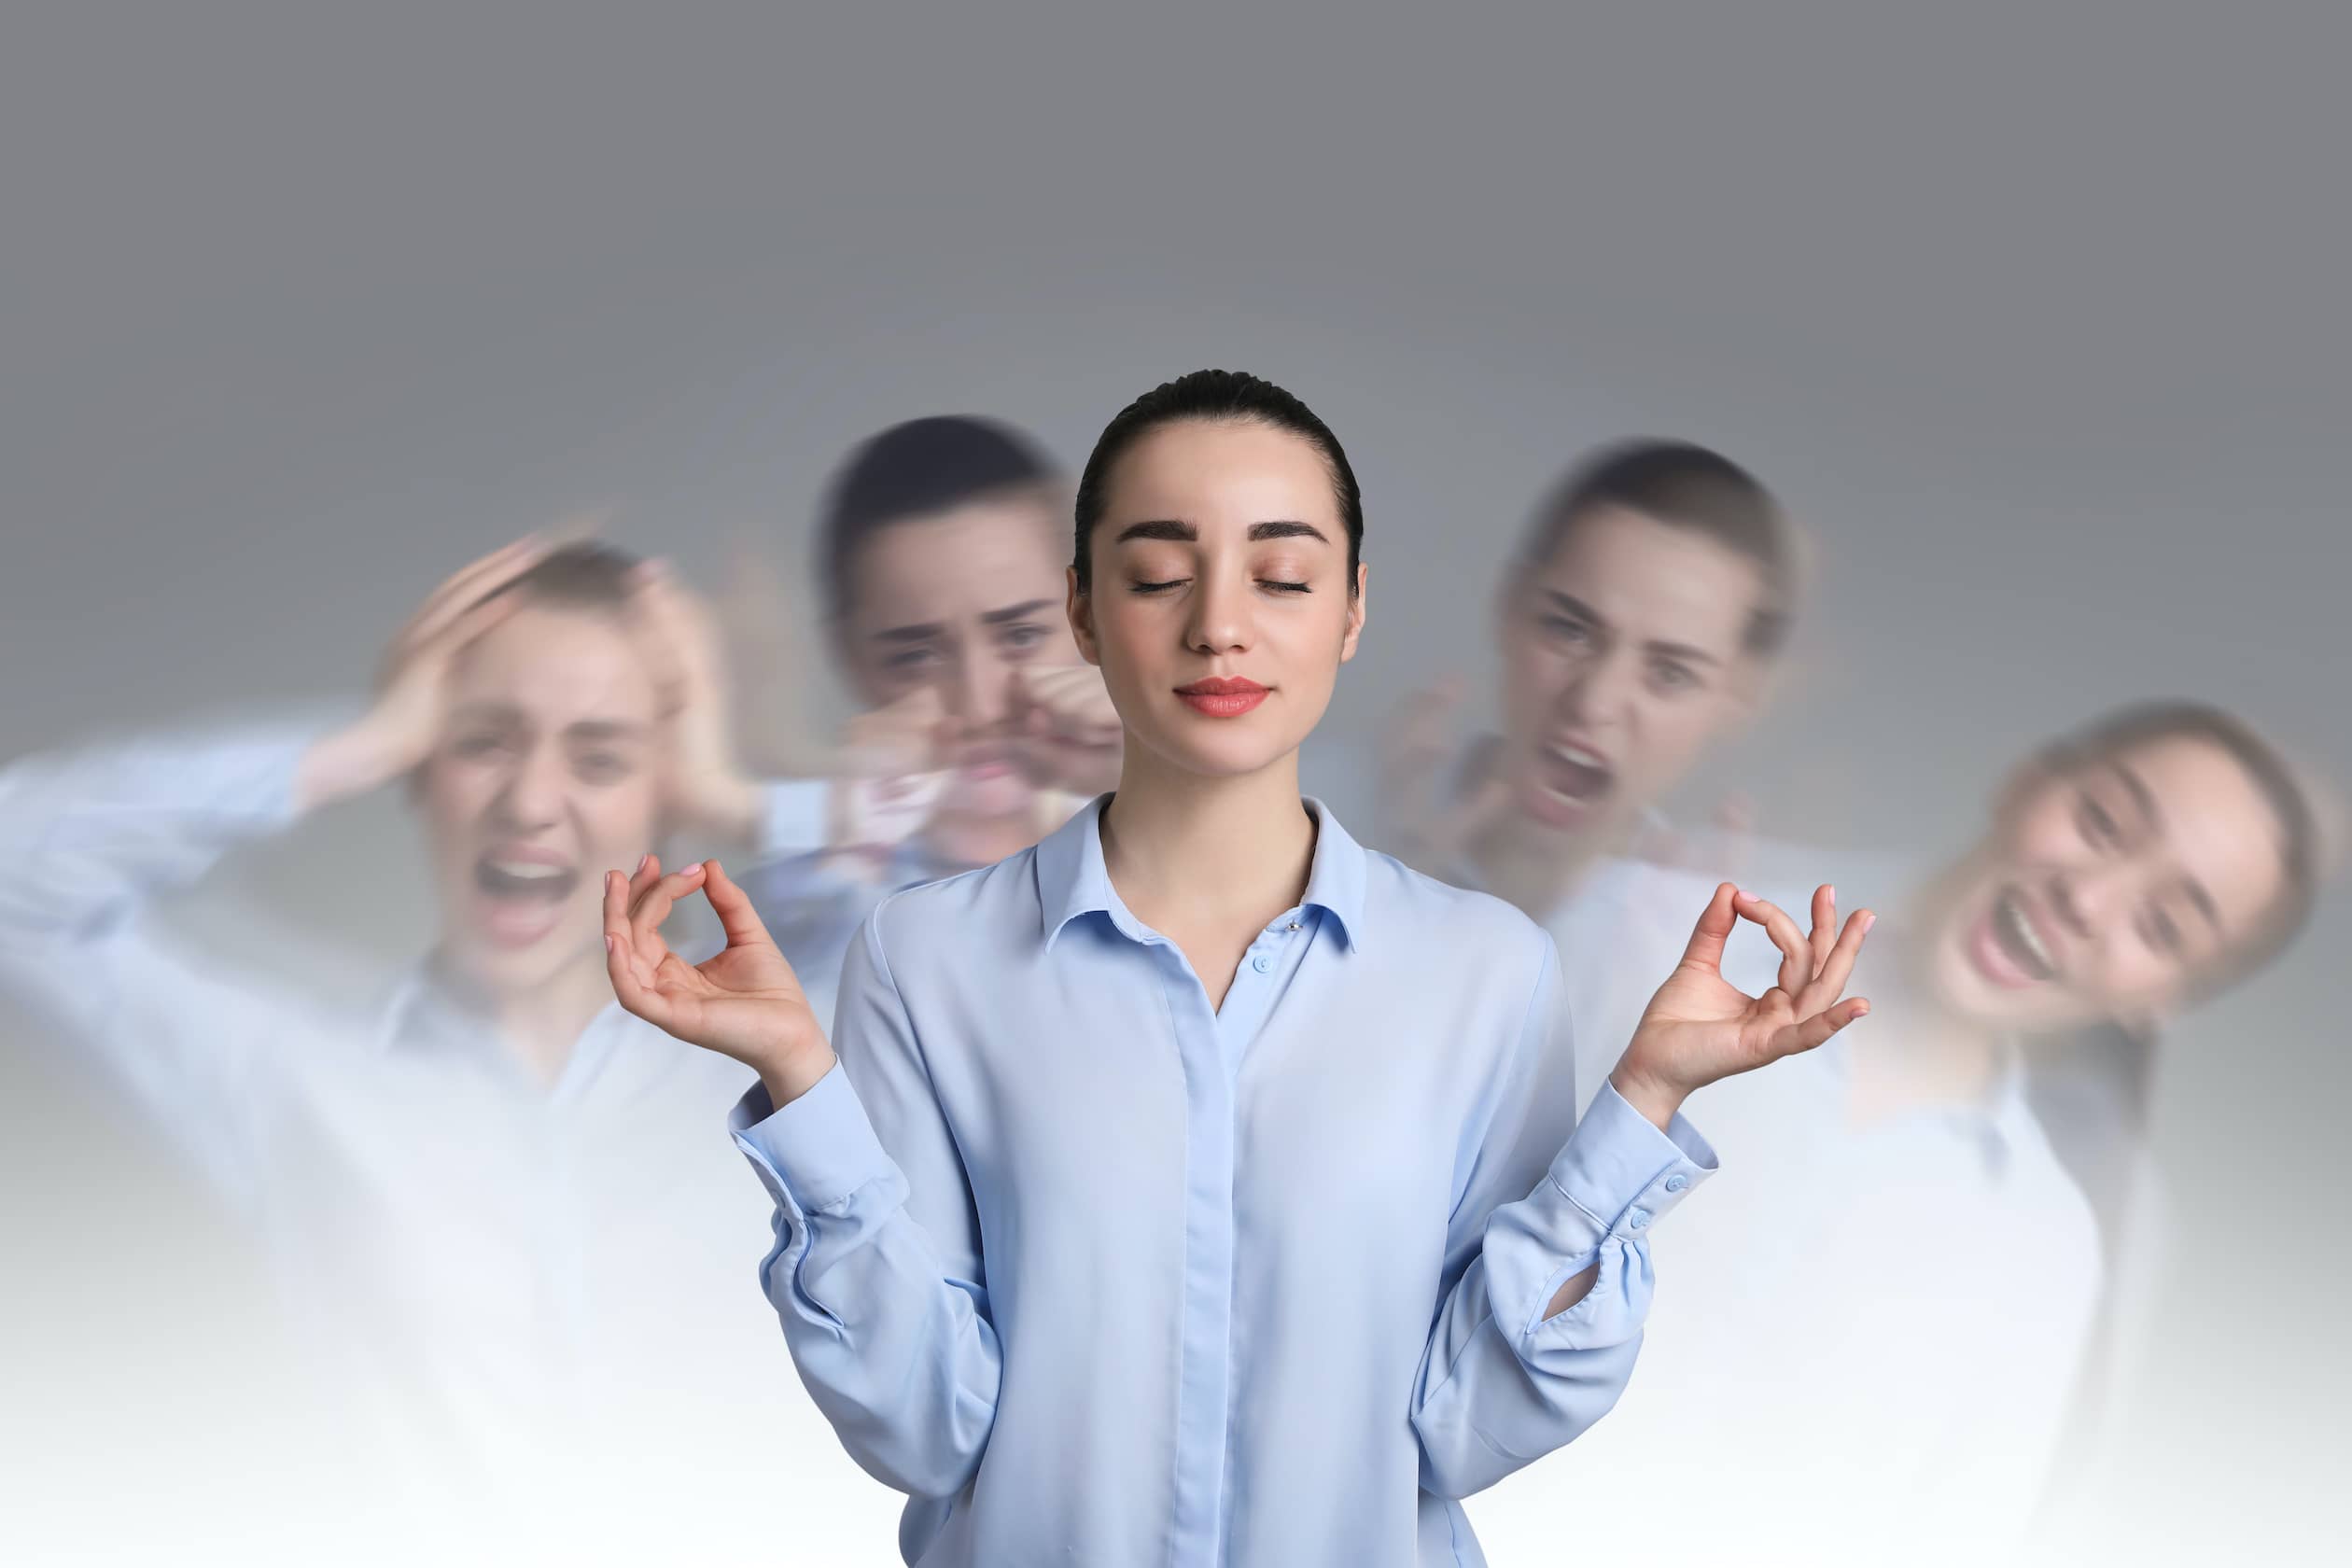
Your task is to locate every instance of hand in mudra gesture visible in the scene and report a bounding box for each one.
[1610,883,1874,1128]
[603,854,837,1104]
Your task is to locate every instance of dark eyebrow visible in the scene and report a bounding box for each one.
[1111,519,1334,546]
[980,598,1057,625]
[1114,520,1196,545]
[567,719,650,744]
[1537,590,1722,666]
[2182,876,2223,933]
[872,621,946,644]
[1541,590,1602,623]
[446,705,648,743]
[2109,762,2162,833]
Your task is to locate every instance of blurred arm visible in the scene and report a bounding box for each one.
[0,718,343,1197]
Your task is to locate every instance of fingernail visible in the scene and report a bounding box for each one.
[636,852,651,874]
[1825,884,1835,902]
[1853,1001,1870,1018]
[603,934,615,954]
[1736,887,1756,901]
[1861,912,1878,933]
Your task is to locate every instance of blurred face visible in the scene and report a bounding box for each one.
[1496,505,1767,847]
[418,603,665,997]
[1926,732,2291,1030]
[1071,418,1365,780]
[837,493,1079,819]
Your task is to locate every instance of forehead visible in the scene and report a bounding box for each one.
[847,496,1064,626]
[2074,734,2289,930]
[1105,419,1342,534]
[1529,505,1766,647]
[446,602,660,724]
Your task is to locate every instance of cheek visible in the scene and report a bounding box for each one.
[1500,642,1558,718]
[583,777,664,854]
[1626,697,1722,775]
[2082,940,2175,1013]
[2009,819,2091,872]
[419,758,497,834]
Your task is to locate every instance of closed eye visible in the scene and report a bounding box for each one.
[1130,579,1187,595]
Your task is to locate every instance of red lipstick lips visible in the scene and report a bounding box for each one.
[1174,677,1269,719]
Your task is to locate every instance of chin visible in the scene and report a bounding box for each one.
[455,931,590,998]
[937,772,1035,820]
[1157,731,1299,781]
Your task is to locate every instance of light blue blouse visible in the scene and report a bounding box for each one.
[730,794,1717,1567]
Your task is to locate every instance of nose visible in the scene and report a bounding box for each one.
[495,739,567,830]
[1185,567,1256,658]
[944,645,1012,735]
[1554,646,1637,732]
[2050,862,2136,940]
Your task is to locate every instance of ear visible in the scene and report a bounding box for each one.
[1338,561,1368,664]
[1065,565,1101,666]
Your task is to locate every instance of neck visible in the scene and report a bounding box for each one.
[1465,807,1623,920]
[925,797,1051,870]
[1099,746,1316,933]
[1848,907,2006,1124]
[437,946,616,1088]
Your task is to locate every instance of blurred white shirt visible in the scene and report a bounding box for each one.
[1475,851,2104,1565]
[0,720,897,1562]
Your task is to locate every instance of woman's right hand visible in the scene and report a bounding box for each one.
[297,536,550,810]
[602,852,837,1106]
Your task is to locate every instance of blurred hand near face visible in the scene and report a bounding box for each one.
[1009,663,1124,797]
[1612,883,1874,1129]
[825,685,953,858]
[1374,677,1512,875]
[625,559,765,842]
[298,536,551,810]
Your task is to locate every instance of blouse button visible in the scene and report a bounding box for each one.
[1252,953,1273,973]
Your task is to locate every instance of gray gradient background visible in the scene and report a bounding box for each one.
[2,4,2345,1561]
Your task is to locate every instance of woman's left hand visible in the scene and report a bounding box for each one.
[1610,883,1874,1129]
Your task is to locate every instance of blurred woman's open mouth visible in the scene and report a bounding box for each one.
[472,846,580,948]
[1964,883,2062,989]
[1522,736,1617,828]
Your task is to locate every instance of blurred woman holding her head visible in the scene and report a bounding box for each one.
[0,538,871,1550]
[602,369,1871,1568]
